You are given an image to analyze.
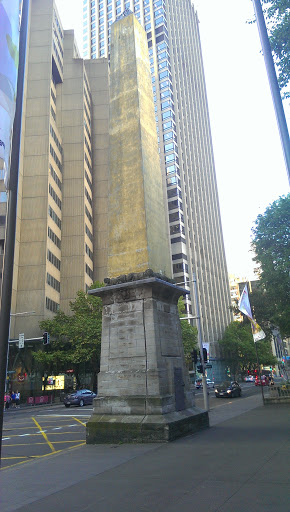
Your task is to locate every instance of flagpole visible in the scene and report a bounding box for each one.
[238,284,266,405]
[254,340,265,404]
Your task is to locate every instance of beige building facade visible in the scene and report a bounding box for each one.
[0,0,109,339]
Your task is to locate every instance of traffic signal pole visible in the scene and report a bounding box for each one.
[192,273,209,412]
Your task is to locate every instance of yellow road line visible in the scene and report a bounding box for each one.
[32,417,56,453]
[2,440,85,447]
[0,442,86,470]
[1,456,30,460]
[72,416,86,427]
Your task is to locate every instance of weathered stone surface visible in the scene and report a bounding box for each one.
[108,14,171,278]
[87,278,209,442]
[86,408,209,444]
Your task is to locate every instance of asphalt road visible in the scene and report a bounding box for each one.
[1,404,90,470]
[194,381,261,409]
[1,383,261,471]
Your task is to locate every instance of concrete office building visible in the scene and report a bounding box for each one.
[83,0,232,376]
[0,0,109,339]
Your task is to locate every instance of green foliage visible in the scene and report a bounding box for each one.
[261,0,290,97]
[219,321,276,378]
[251,194,290,336]
[178,297,198,365]
[34,282,103,389]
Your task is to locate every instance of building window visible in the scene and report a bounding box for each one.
[47,249,61,270]
[46,296,59,313]
[47,272,60,292]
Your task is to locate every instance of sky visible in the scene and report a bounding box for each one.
[55,0,289,280]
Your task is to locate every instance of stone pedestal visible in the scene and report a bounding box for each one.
[86,277,209,443]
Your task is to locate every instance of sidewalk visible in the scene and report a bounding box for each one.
[1,395,289,512]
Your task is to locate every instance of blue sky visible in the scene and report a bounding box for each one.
[56,0,289,280]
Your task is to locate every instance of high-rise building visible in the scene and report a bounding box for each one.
[0,0,109,339]
[83,0,232,376]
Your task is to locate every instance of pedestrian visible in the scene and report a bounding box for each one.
[11,390,16,408]
[15,390,21,408]
[4,392,11,411]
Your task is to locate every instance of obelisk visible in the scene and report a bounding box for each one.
[86,11,208,443]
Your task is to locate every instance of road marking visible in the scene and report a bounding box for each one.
[38,414,91,417]
[2,440,84,447]
[32,417,56,453]
[73,416,86,427]
[0,442,86,471]
[19,434,31,437]
[52,427,62,430]
[3,437,10,440]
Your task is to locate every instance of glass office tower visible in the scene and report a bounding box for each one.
[83,0,232,375]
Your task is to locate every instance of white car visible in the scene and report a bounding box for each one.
[206,378,215,388]
[244,375,255,382]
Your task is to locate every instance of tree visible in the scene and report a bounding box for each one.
[34,282,103,390]
[219,321,276,379]
[254,1,290,98]
[178,297,198,366]
[251,194,290,336]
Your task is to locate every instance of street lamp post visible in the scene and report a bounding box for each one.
[178,274,209,412]
[252,0,290,182]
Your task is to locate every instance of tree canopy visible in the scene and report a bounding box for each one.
[219,321,276,379]
[251,194,290,336]
[260,1,290,97]
[34,282,103,390]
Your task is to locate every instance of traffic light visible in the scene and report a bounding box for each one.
[203,348,207,363]
[43,332,50,345]
[192,350,198,364]
[197,364,203,374]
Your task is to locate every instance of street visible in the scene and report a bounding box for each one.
[194,381,261,409]
[1,404,90,470]
[1,383,261,471]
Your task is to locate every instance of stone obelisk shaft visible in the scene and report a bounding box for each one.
[108,14,171,279]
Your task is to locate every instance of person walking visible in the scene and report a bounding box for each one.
[15,390,21,408]
[11,390,16,408]
[4,392,11,411]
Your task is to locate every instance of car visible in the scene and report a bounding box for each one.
[244,375,255,382]
[215,381,242,398]
[255,376,268,386]
[195,378,202,389]
[63,389,96,407]
[195,378,215,389]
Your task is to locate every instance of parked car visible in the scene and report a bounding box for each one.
[215,381,241,398]
[63,389,96,407]
[244,375,255,382]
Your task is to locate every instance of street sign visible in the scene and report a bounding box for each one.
[18,333,25,348]
[205,364,212,368]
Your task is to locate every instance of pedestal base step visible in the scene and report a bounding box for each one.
[86,408,209,444]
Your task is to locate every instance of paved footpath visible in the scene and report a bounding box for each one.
[1,394,289,512]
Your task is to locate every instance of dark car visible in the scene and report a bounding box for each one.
[215,381,241,398]
[63,389,96,407]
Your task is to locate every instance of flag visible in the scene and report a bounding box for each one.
[238,284,266,342]
[0,0,20,188]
